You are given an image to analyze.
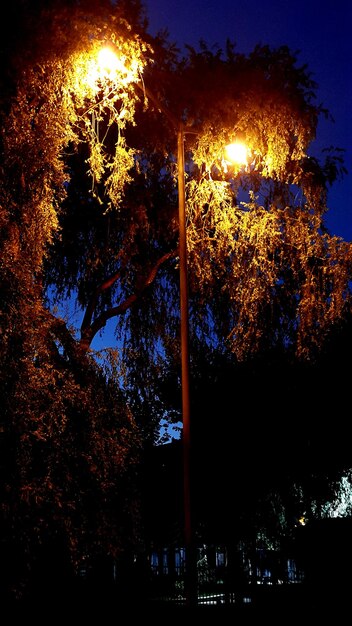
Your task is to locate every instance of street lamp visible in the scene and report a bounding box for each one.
[178,132,247,607]
[178,131,248,607]
[176,122,196,607]
[94,46,247,607]
[224,141,248,167]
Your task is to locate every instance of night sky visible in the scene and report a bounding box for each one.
[144,0,352,241]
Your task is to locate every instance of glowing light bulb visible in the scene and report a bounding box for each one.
[224,142,248,166]
[97,47,120,75]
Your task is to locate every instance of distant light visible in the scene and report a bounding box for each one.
[224,142,248,166]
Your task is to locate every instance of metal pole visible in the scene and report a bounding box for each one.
[177,124,197,607]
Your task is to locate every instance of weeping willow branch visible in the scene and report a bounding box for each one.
[80,250,176,350]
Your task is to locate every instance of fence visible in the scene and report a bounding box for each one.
[146,543,304,605]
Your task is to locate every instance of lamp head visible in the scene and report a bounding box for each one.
[224,141,248,166]
[97,47,119,74]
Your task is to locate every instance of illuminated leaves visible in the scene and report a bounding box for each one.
[64,34,153,211]
[0,5,151,592]
[105,138,136,210]
[186,174,352,359]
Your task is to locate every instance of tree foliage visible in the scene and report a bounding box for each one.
[40,17,351,370]
[0,0,148,598]
[0,0,351,595]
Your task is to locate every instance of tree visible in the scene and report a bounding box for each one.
[41,22,352,374]
[0,0,351,597]
[0,0,147,600]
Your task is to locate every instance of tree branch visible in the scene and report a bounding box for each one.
[80,250,177,351]
[81,269,122,338]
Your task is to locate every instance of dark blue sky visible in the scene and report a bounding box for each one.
[144,0,352,241]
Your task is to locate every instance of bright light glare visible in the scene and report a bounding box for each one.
[72,45,143,99]
[225,142,248,166]
[97,47,120,75]
[95,46,138,85]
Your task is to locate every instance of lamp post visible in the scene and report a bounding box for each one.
[177,131,248,607]
[177,123,197,607]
